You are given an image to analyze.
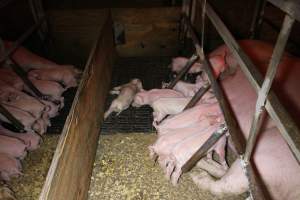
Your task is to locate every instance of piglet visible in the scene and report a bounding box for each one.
[0,68,24,91]
[132,89,184,108]
[151,97,194,126]
[28,65,82,89]
[104,79,143,119]
[166,124,225,185]
[0,153,22,181]
[0,126,41,151]
[25,77,66,107]
[169,57,202,74]
[157,102,222,135]
[0,135,27,159]
[0,82,46,119]
[164,80,203,97]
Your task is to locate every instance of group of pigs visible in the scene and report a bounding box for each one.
[105,40,300,200]
[0,42,81,190]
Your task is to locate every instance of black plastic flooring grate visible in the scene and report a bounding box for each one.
[101,57,173,134]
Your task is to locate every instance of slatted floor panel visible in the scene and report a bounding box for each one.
[101,57,173,134]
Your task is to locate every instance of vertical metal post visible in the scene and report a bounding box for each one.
[244,14,295,163]
[250,0,267,39]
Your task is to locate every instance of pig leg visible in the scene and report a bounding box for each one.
[195,158,227,178]
[191,159,248,196]
[152,111,166,127]
[104,100,127,119]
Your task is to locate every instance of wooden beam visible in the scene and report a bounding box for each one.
[205,2,300,163]
[39,10,114,200]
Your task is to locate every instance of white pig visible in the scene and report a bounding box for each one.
[104,78,143,119]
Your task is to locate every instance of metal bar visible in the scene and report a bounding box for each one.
[267,0,300,22]
[250,0,267,39]
[184,12,267,200]
[263,17,300,49]
[158,83,210,125]
[28,0,48,43]
[0,104,25,132]
[181,124,227,172]
[190,0,197,25]
[9,58,45,98]
[244,14,295,163]
[0,16,46,63]
[205,2,300,163]
[167,54,199,89]
[0,38,50,101]
[183,83,210,110]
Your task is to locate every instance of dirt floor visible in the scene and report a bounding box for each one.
[88,133,246,200]
[8,134,60,200]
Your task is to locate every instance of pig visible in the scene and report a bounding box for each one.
[0,104,46,134]
[151,97,193,126]
[0,126,41,151]
[189,40,300,200]
[0,68,24,90]
[0,82,46,119]
[169,57,202,74]
[156,102,222,135]
[0,135,27,159]
[28,65,82,89]
[149,121,227,175]
[4,41,59,71]
[132,89,185,108]
[41,100,60,118]
[169,56,226,75]
[25,76,66,107]
[104,79,143,119]
[166,124,226,185]
[162,80,203,97]
[0,153,22,181]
